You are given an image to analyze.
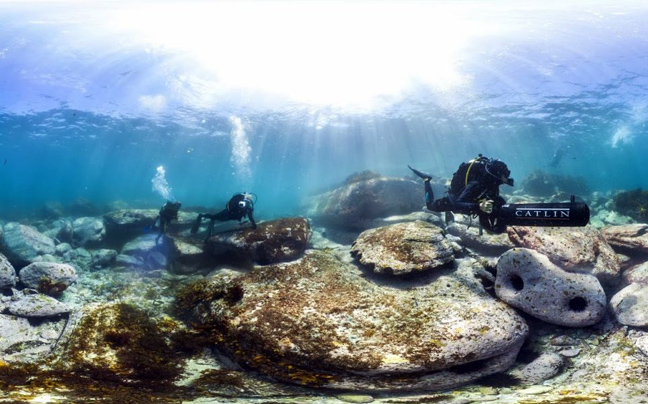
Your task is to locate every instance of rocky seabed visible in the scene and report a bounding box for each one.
[1,183,648,403]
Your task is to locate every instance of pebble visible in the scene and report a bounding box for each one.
[559,348,581,358]
[336,394,374,403]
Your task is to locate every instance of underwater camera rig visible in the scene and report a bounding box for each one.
[479,195,590,234]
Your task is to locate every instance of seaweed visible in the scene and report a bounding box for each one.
[613,188,648,221]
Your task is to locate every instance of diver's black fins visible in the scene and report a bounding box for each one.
[408,165,432,181]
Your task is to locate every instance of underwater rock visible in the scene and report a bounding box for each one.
[71,217,106,247]
[612,188,648,222]
[515,352,565,385]
[1,222,56,267]
[60,247,93,271]
[90,249,118,269]
[520,170,589,197]
[42,201,65,219]
[600,224,648,254]
[0,253,17,290]
[495,248,606,327]
[609,283,648,327]
[446,221,515,256]
[0,312,67,364]
[19,262,77,296]
[206,217,311,265]
[0,314,33,352]
[167,238,210,274]
[115,254,146,269]
[590,209,633,228]
[43,219,73,243]
[350,220,454,275]
[69,197,101,217]
[8,292,71,317]
[303,176,424,231]
[507,226,620,289]
[58,302,183,385]
[622,261,648,285]
[181,249,528,391]
[121,234,170,270]
[103,208,195,247]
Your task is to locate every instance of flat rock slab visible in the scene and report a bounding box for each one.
[351,220,454,275]
[188,250,528,391]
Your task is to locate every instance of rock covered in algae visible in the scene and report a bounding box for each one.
[19,261,77,296]
[58,302,183,385]
[496,248,606,327]
[351,220,454,275]
[206,217,311,265]
[182,250,528,391]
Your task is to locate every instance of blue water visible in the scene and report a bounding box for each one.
[2,1,648,219]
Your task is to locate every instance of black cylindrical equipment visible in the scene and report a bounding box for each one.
[497,196,590,227]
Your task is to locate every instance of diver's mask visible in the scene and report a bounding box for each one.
[238,200,248,209]
[485,159,514,186]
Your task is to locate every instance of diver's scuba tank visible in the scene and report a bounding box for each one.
[479,195,590,234]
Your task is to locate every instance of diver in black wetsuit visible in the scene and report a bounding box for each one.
[190,192,257,240]
[155,201,182,243]
[408,154,514,233]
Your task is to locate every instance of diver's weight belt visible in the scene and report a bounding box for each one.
[496,198,589,227]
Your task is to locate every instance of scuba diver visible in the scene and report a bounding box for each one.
[409,154,514,233]
[154,200,182,243]
[190,192,257,240]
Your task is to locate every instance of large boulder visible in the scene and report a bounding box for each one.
[19,262,77,296]
[351,220,454,275]
[71,217,106,247]
[206,217,311,265]
[179,250,528,391]
[609,283,648,327]
[167,238,211,275]
[507,226,620,289]
[496,248,607,327]
[1,223,56,267]
[103,209,195,248]
[303,176,424,230]
[120,234,170,270]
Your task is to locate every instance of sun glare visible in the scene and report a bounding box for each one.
[109,1,484,108]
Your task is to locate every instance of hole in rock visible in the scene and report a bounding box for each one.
[568,296,587,312]
[510,274,524,291]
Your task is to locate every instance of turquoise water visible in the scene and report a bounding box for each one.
[2,1,648,219]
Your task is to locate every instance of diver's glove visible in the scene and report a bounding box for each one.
[408,165,432,182]
[479,199,494,214]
